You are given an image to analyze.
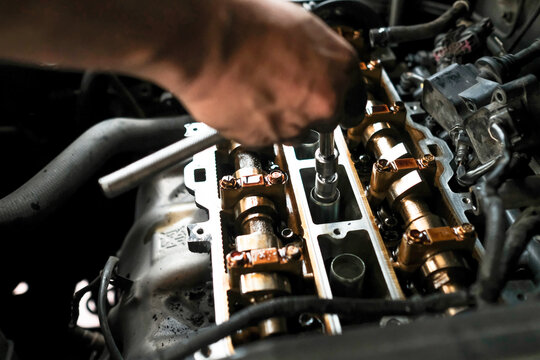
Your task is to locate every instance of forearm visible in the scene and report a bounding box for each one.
[0,0,358,147]
[0,0,220,86]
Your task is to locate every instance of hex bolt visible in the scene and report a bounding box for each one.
[267,170,286,185]
[228,251,246,267]
[220,175,237,189]
[285,244,302,260]
[375,159,391,172]
[421,154,435,167]
[407,229,424,244]
[457,223,475,240]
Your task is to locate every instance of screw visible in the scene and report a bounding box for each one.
[285,244,302,260]
[220,175,237,189]
[228,251,246,267]
[407,229,424,244]
[375,159,391,172]
[457,223,475,240]
[420,154,435,167]
[267,170,286,185]
[368,60,380,69]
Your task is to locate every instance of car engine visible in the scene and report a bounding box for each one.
[1,0,540,359]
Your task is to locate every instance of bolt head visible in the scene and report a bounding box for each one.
[229,251,246,266]
[285,244,301,260]
[375,159,391,172]
[407,229,425,244]
[421,154,435,166]
[220,175,237,189]
[461,223,475,234]
[267,170,286,184]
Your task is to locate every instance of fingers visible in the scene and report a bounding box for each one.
[160,0,362,147]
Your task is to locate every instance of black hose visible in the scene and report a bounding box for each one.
[0,115,193,228]
[474,123,511,303]
[498,176,540,209]
[158,291,473,360]
[492,207,540,297]
[369,1,469,47]
[476,39,540,82]
[98,256,124,360]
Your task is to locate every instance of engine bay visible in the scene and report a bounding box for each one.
[1,1,540,359]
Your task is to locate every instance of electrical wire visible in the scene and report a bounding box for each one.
[97,256,124,360]
[70,275,101,328]
[158,291,473,360]
[474,122,512,303]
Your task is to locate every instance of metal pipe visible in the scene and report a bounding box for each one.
[319,132,335,159]
[311,130,340,222]
[99,128,223,198]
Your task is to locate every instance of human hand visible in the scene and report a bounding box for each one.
[150,0,360,147]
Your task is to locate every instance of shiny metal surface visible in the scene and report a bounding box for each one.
[99,125,223,198]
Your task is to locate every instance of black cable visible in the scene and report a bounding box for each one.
[492,207,540,298]
[70,274,101,328]
[0,115,193,228]
[474,123,511,303]
[158,291,473,360]
[97,256,123,360]
[369,0,469,47]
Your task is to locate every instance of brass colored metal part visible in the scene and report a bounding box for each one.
[235,232,279,252]
[421,251,467,278]
[274,146,304,237]
[266,170,287,185]
[398,196,443,231]
[234,167,264,179]
[240,272,292,296]
[387,171,431,207]
[395,224,476,272]
[220,175,239,190]
[347,101,406,144]
[420,251,471,315]
[367,156,437,204]
[226,243,304,278]
[259,318,287,338]
[220,169,286,210]
[359,60,382,84]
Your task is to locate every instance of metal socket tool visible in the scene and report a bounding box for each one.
[310,130,340,222]
[99,127,223,198]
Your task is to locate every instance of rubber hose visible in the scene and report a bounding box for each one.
[494,207,540,297]
[498,176,540,209]
[369,1,469,47]
[475,123,511,303]
[158,291,472,360]
[0,115,193,227]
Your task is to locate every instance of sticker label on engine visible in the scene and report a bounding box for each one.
[158,226,188,250]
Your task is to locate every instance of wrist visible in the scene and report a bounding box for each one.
[129,0,229,97]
